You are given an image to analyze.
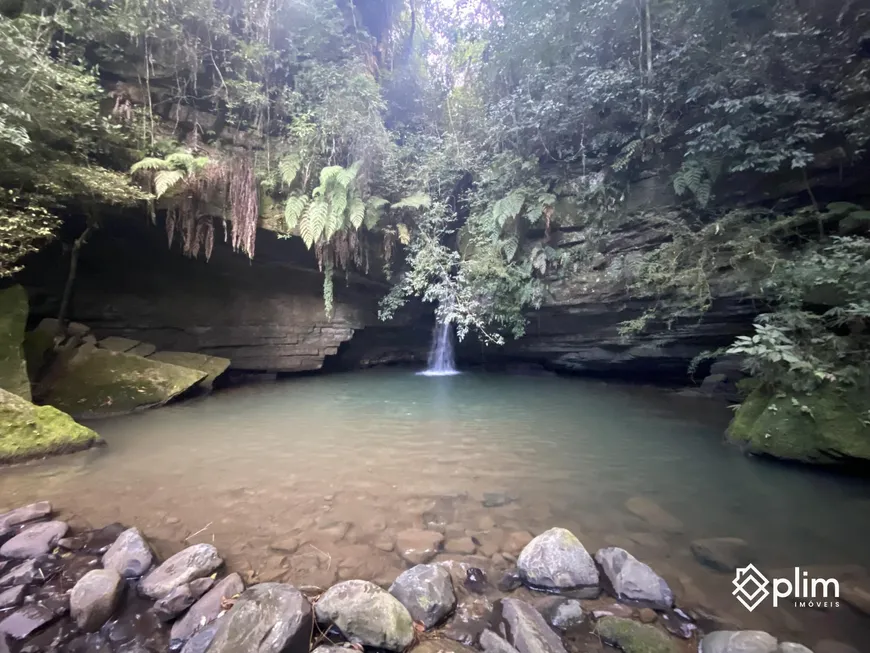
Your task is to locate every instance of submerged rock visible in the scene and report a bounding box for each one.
[0,520,68,559]
[0,389,101,464]
[0,502,52,530]
[690,538,754,573]
[699,631,778,653]
[204,583,312,653]
[70,569,123,631]
[103,527,154,578]
[139,543,222,599]
[389,563,456,629]
[594,547,674,609]
[0,285,31,401]
[396,529,444,565]
[170,572,244,646]
[516,527,599,592]
[0,560,42,588]
[533,597,584,631]
[315,579,414,651]
[497,598,567,653]
[595,617,679,653]
[624,497,683,533]
[0,603,61,640]
[0,586,24,610]
[497,569,523,593]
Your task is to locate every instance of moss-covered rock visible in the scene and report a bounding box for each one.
[0,388,101,463]
[727,385,870,464]
[147,351,230,389]
[594,617,678,653]
[40,347,207,418]
[0,285,31,401]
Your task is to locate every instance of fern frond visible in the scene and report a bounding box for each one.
[336,161,362,188]
[279,155,301,188]
[392,192,431,210]
[325,204,345,240]
[130,157,170,174]
[154,169,186,198]
[493,191,525,227]
[165,152,196,169]
[397,223,411,245]
[303,199,329,247]
[502,236,519,261]
[328,185,348,221]
[367,196,389,210]
[348,197,366,229]
[284,195,308,230]
[190,156,210,172]
[319,165,344,187]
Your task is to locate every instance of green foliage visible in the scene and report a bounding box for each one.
[0,193,60,278]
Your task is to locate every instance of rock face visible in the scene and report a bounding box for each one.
[594,547,674,609]
[0,521,68,558]
[699,631,779,653]
[0,285,31,401]
[139,543,222,599]
[690,538,753,573]
[170,572,244,646]
[70,569,123,631]
[498,598,567,653]
[102,527,154,578]
[0,388,101,463]
[395,529,444,565]
[516,528,599,591]
[314,580,414,651]
[595,616,678,653]
[146,351,230,389]
[389,563,456,629]
[204,583,312,653]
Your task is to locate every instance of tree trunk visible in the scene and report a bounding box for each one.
[56,223,95,339]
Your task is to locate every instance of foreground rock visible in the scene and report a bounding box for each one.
[533,597,584,631]
[0,502,51,531]
[0,285,31,401]
[147,351,230,390]
[395,529,444,565]
[690,538,753,573]
[0,389,101,464]
[390,563,456,629]
[170,572,244,646]
[498,598,567,653]
[315,580,414,651]
[139,543,222,599]
[204,583,312,653]
[595,616,679,653]
[516,528,599,593]
[0,521,68,558]
[70,569,123,631]
[699,630,778,653]
[594,547,674,609]
[481,629,521,653]
[102,527,154,578]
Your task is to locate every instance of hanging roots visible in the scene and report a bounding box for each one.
[228,155,258,259]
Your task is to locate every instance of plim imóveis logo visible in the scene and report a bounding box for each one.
[733,564,841,611]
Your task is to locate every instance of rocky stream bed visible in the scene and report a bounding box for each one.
[0,502,855,653]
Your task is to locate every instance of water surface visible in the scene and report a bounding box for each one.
[2,370,869,646]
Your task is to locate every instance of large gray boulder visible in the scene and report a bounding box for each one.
[594,547,673,609]
[700,631,779,653]
[102,527,154,578]
[170,573,244,647]
[497,598,567,653]
[315,580,414,651]
[389,564,456,629]
[516,528,598,591]
[139,543,222,599]
[0,502,51,531]
[203,583,312,653]
[0,521,68,559]
[70,569,123,632]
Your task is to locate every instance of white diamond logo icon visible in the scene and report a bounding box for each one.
[733,563,770,611]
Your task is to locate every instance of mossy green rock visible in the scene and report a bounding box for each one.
[147,351,230,389]
[595,617,678,653]
[41,347,207,418]
[0,388,101,463]
[0,285,31,401]
[727,385,870,464]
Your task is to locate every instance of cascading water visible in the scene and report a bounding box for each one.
[419,320,460,376]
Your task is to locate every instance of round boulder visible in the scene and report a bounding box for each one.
[315,579,414,651]
[70,569,123,632]
[139,543,222,599]
[389,563,456,629]
[516,527,599,591]
[102,527,154,578]
[594,547,673,609]
[395,530,444,565]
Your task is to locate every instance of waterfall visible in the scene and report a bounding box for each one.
[419,319,459,376]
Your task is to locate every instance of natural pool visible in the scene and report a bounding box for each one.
[2,369,869,648]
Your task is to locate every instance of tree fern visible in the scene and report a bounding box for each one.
[336,161,362,188]
[130,157,170,174]
[673,158,715,207]
[348,197,366,229]
[318,165,344,187]
[493,190,525,227]
[301,199,329,248]
[502,235,519,261]
[154,169,186,198]
[392,192,430,210]
[365,197,388,229]
[278,155,301,188]
[397,223,411,245]
[284,195,308,230]
[328,184,348,223]
[165,152,196,169]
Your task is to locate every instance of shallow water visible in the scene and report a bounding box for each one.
[2,370,870,646]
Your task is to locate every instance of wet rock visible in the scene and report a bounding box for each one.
[778,645,814,653]
[813,642,859,653]
[57,536,86,551]
[152,583,197,621]
[170,572,244,646]
[534,597,584,631]
[189,577,215,597]
[624,497,683,533]
[65,632,112,653]
[497,569,523,592]
[516,527,599,592]
[389,563,456,629]
[482,493,515,508]
[498,598,567,653]
[179,621,220,653]
[465,567,487,594]
[103,527,154,578]
[699,631,778,653]
[0,560,41,588]
[660,610,696,639]
[139,543,222,599]
[445,537,477,555]
[595,617,678,653]
[70,569,123,632]
[0,502,51,530]
[0,521,68,559]
[638,608,656,623]
[204,583,312,653]
[268,537,300,555]
[594,547,674,609]
[0,586,24,609]
[396,529,444,565]
[502,532,534,556]
[0,604,61,640]
[311,647,353,653]
[412,640,478,653]
[442,594,493,645]
[841,583,870,616]
[314,579,414,651]
[85,523,127,554]
[690,538,754,573]
[480,628,520,653]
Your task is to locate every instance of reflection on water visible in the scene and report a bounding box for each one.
[2,369,869,646]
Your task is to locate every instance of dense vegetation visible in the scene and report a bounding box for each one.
[1,0,869,435]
